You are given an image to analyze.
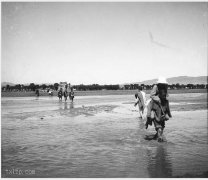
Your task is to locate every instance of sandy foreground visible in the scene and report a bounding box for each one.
[1,94,208,178]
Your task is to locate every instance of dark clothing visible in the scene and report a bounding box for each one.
[146,84,172,129]
[69,91,74,101]
[150,84,168,102]
[147,99,171,119]
[69,91,74,97]
[146,99,169,130]
[147,84,172,118]
[63,91,68,101]
[58,91,63,98]
[64,91,68,97]
[35,89,39,97]
[153,118,165,131]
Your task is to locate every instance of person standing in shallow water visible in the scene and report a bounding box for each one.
[35,89,39,97]
[63,89,68,101]
[69,88,75,102]
[134,86,145,119]
[58,88,63,101]
[140,86,146,107]
[146,77,172,142]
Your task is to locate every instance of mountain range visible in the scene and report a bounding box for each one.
[1,76,208,87]
[1,82,16,87]
[136,76,207,85]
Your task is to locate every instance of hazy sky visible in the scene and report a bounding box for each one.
[1,2,207,85]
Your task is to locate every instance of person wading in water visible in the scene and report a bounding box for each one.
[146,77,172,142]
[58,88,63,101]
[134,86,145,119]
[63,89,68,102]
[69,88,75,102]
[35,89,39,97]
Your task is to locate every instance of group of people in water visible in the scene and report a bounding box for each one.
[35,85,75,102]
[35,77,170,142]
[134,76,172,142]
[58,87,75,102]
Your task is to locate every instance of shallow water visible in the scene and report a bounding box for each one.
[1,93,208,178]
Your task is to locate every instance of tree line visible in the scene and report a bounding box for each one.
[2,82,208,92]
[2,83,59,92]
[123,83,208,90]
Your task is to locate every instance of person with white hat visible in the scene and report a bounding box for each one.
[150,76,169,103]
[145,76,172,142]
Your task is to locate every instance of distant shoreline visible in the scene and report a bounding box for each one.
[1,89,207,97]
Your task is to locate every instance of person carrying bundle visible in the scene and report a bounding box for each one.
[146,77,172,142]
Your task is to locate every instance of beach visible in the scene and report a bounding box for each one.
[1,93,208,178]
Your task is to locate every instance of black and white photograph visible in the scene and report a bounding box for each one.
[1,2,208,178]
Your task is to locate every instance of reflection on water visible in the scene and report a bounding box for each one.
[58,102,74,110]
[147,144,172,178]
[70,102,74,109]
[136,117,173,178]
[63,102,74,110]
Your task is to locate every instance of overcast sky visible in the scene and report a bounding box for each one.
[1,2,207,85]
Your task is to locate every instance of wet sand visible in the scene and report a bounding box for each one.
[1,93,208,178]
[1,88,207,97]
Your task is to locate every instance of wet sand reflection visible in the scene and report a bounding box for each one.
[136,117,172,178]
[58,102,74,110]
[147,144,172,178]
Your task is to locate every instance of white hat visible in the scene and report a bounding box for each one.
[157,76,168,84]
